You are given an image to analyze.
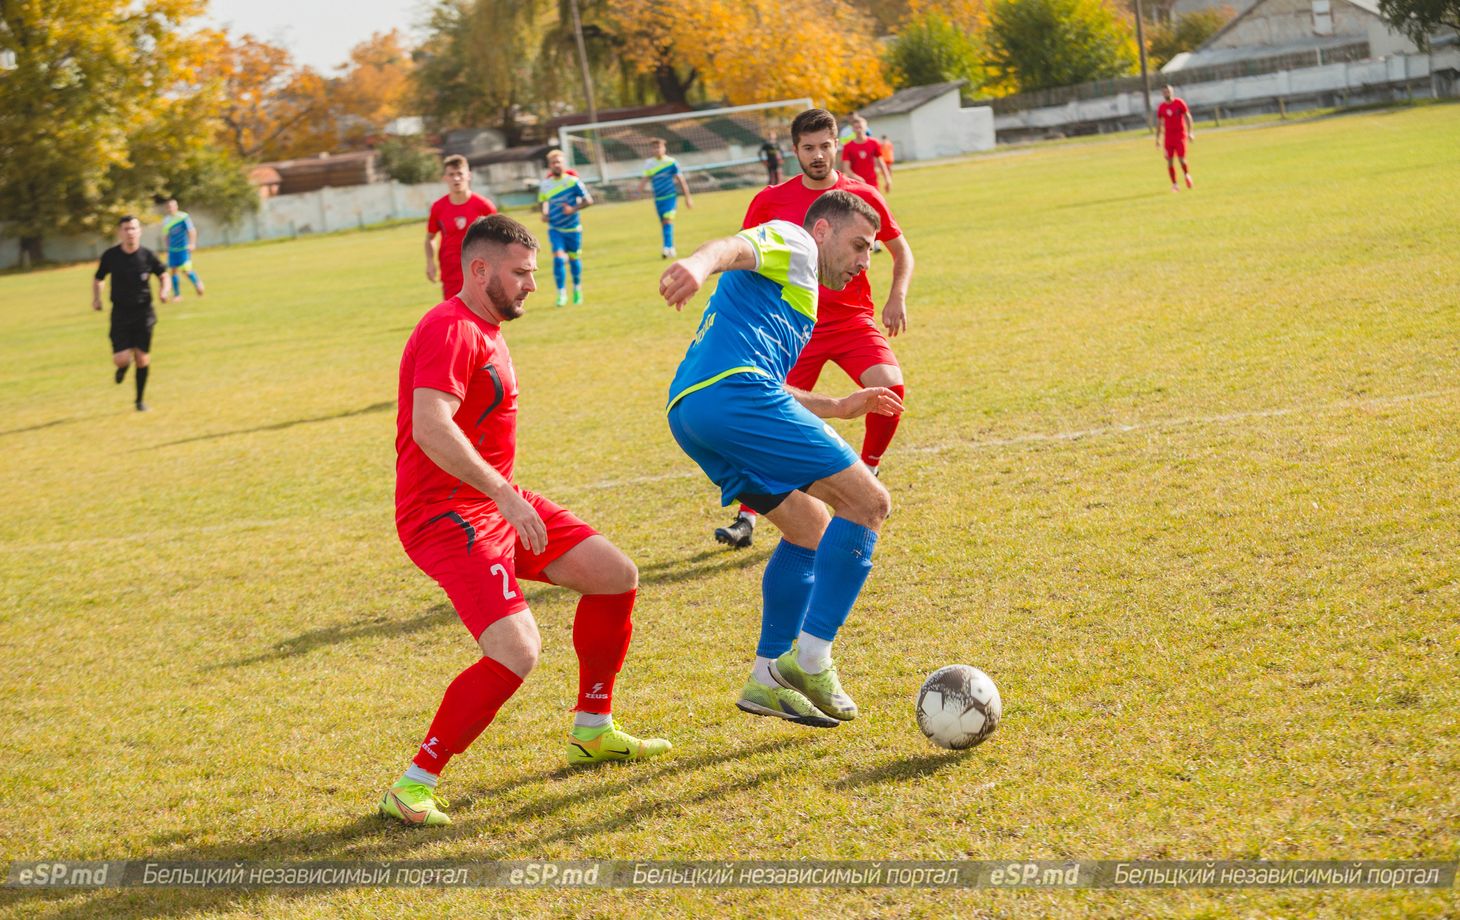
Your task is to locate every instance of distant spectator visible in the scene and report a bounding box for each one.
[759,131,783,185]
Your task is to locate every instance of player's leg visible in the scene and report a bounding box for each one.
[111,350,131,384]
[837,324,905,475]
[517,498,670,763]
[567,235,583,305]
[713,339,831,549]
[182,258,203,296]
[1179,154,1192,188]
[658,201,677,257]
[549,229,568,306]
[766,461,890,721]
[382,515,534,826]
[1165,152,1178,190]
[130,324,154,411]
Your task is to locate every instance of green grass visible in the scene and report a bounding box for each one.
[1,104,1457,918]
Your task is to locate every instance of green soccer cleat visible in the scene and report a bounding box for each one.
[379,779,451,827]
[736,679,840,728]
[566,719,671,766]
[572,288,584,305]
[556,289,568,307]
[771,650,858,721]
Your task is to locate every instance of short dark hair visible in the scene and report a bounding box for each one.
[791,108,838,145]
[460,215,538,266]
[118,215,139,226]
[442,154,468,172]
[804,189,880,235]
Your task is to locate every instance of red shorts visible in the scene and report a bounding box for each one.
[785,317,898,391]
[1164,137,1187,159]
[399,489,598,639]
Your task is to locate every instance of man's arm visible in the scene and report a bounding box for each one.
[1154,115,1163,147]
[676,172,693,208]
[658,235,758,310]
[92,277,105,311]
[785,385,903,419]
[411,387,548,553]
[187,220,197,251]
[424,231,438,282]
[1185,109,1195,141]
[880,234,914,336]
[875,153,892,192]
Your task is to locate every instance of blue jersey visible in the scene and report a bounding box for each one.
[667,220,819,409]
[163,212,194,253]
[643,156,680,203]
[539,175,589,232]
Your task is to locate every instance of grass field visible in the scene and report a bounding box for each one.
[1,103,1457,918]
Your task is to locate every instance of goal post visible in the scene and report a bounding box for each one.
[556,98,813,200]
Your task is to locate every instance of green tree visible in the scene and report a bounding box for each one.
[884,9,987,92]
[376,136,440,184]
[986,0,1137,93]
[0,0,254,264]
[1378,0,1460,47]
[1147,7,1233,69]
[412,0,546,143]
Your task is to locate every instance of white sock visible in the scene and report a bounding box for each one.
[751,656,778,687]
[402,764,438,788]
[796,632,833,673]
[739,510,757,523]
[574,711,612,729]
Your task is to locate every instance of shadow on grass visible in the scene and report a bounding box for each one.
[832,749,968,790]
[213,603,456,670]
[151,400,394,448]
[0,417,79,437]
[1053,192,1153,211]
[636,546,767,589]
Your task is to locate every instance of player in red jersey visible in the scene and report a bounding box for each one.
[839,115,891,193]
[425,155,498,299]
[381,215,670,828]
[1155,85,1195,191]
[714,108,915,549]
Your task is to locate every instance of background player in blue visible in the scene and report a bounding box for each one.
[161,198,204,299]
[660,191,903,729]
[636,138,693,259]
[538,150,593,306]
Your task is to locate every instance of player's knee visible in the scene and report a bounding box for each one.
[134,352,150,368]
[850,478,892,529]
[482,619,540,677]
[611,557,638,594]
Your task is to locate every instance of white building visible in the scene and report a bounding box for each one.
[856,80,994,161]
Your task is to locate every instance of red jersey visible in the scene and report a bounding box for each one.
[395,297,519,529]
[427,193,497,292]
[840,138,883,186]
[742,173,901,325]
[1158,99,1190,142]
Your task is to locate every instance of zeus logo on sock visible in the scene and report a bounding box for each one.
[585,682,609,699]
[420,736,441,759]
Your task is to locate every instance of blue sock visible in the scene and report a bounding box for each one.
[187,270,201,289]
[553,254,566,290]
[171,274,180,296]
[756,540,817,658]
[662,221,674,249]
[569,252,582,286]
[801,518,879,642]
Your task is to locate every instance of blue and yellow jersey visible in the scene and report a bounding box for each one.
[667,220,819,409]
[538,175,589,232]
[643,156,681,203]
[162,212,194,253]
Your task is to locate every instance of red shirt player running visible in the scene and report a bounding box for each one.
[1155,84,1195,191]
[380,214,670,828]
[839,114,892,193]
[425,154,498,299]
[714,108,915,549]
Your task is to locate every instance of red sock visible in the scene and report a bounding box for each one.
[573,590,635,713]
[737,505,756,517]
[861,384,905,467]
[411,656,522,775]
[1168,163,1177,183]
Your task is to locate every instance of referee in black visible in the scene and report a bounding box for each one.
[92,215,170,411]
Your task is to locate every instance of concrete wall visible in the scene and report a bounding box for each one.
[873,96,995,164]
[995,46,1458,138]
[1210,0,1421,56]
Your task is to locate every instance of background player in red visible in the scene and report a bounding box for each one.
[425,155,497,299]
[382,215,670,828]
[715,108,915,549]
[840,114,891,193]
[1155,85,1195,191]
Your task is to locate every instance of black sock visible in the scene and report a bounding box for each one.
[135,365,149,403]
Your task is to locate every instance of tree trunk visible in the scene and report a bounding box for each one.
[19,236,44,267]
[654,64,697,106]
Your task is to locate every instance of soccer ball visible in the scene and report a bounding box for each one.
[916,665,1001,750]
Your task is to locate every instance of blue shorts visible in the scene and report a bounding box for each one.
[167,250,192,270]
[655,196,677,220]
[548,228,582,253]
[667,373,859,508]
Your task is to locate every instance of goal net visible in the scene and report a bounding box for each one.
[556,98,813,202]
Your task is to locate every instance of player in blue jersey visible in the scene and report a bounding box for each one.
[538,150,593,306]
[661,190,903,728]
[636,138,693,259]
[161,199,204,299]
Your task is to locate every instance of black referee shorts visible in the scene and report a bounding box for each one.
[109,320,154,354]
